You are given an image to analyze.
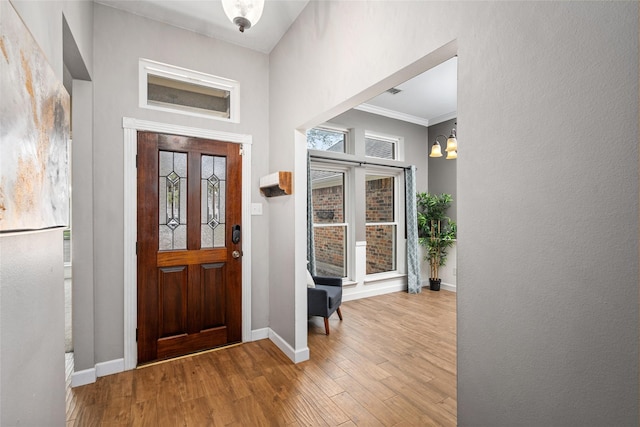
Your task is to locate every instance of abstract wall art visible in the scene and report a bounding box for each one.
[0,1,70,232]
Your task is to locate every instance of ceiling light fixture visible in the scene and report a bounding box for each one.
[445,128,457,153]
[222,0,265,33]
[429,128,458,160]
[429,136,445,158]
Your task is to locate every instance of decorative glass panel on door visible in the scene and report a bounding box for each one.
[201,155,226,248]
[159,151,187,250]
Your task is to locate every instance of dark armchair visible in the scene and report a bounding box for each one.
[307,275,343,335]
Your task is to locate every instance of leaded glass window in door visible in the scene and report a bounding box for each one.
[201,155,226,248]
[159,151,187,250]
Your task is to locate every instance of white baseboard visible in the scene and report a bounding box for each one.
[342,283,406,302]
[72,329,305,388]
[71,368,96,388]
[96,358,125,377]
[268,328,309,363]
[441,282,456,292]
[71,358,125,388]
[251,328,269,341]
[421,280,456,292]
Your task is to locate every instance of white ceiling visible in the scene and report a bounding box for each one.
[356,57,457,127]
[95,0,457,127]
[96,0,309,54]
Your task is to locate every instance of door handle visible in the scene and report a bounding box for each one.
[232,250,241,259]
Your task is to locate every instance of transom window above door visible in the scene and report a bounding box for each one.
[139,58,240,123]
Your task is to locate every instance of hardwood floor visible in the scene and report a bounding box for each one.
[66,289,456,426]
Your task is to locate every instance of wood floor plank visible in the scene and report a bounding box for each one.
[155,384,188,426]
[333,373,406,426]
[180,396,216,426]
[174,358,206,402]
[66,289,457,426]
[129,400,158,427]
[202,391,238,426]
[330,391,385,426]
[280,392,330,426]
[334,358,396,400]
[299,361,345,397]
[248,375,298,425]
[295,376,351,425]
[100,396,132,425]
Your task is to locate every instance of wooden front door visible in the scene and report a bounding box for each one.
[137,131,242,364]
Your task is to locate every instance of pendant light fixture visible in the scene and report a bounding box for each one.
[222,0,265,32]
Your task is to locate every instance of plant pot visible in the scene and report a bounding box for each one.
[429,278,441,291]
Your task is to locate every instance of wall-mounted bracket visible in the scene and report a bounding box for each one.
[260,171,292,197]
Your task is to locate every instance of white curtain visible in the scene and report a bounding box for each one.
[405,165,421,293]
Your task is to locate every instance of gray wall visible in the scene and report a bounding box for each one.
[270,1,638,424]
[330,109,429,190]
[1,230,66,426]
[91,4,271,363]
[71,79,95,371]
[1,0,93,423]
[327,109,429,243]
[10,0,93,82]
[428,118,457,222]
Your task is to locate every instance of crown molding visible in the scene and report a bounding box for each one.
[428,111,457,126]
[354,103,430,127]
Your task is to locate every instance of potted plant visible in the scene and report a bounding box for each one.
[416,193,457,291]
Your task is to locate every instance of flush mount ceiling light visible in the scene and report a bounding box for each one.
[222,0,265,33]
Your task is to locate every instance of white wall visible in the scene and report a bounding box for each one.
[1,230,66,426]
[91,4,271,364]
[270,1,638,424]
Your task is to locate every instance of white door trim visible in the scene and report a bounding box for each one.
[122,117,252,370]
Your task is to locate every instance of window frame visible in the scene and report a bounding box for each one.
[364,166,402,278]
[139,58,240,123]
[306,124,351,154]
[364,131,404,161]
[310,162,353,280]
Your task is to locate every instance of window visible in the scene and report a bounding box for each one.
[139,58,239,122]
[365,133,400,160]
[308,126,405,282]
[310,168,348,277]
[306,127,347,153]
[365,174,397,274]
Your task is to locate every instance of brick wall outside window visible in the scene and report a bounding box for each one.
[365,177,395,274]
[312,177,395,276]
